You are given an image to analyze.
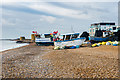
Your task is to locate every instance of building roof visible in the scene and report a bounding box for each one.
[91,22,115,26]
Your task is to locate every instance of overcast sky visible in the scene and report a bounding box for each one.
[1,0,119,39]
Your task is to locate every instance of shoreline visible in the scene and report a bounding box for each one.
[0,43,31,53]
[2,44,119,78]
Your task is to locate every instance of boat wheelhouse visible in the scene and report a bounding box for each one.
[89,22,120,41]
[35,33,54,46]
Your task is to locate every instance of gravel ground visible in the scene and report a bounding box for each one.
[42,45,119,78]
[2,43,54,78]
[1,43,120,78]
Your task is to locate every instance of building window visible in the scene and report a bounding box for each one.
[113,27,116,30]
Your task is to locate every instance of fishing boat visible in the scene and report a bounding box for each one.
[54,33,86,48]
[89,22,120,42]
[35,33,54,46]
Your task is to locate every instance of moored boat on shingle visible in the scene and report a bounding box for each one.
[35,33,54,46]
[54,33,86,48]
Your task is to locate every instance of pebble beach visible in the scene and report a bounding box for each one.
[1,43,120,78]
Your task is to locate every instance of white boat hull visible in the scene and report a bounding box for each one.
[35,38,54,46]
[35,38,51,42]
[54,38,85,47]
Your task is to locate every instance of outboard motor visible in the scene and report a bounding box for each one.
[80,31,89,41]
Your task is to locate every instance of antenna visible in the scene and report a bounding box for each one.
[48,26,52,33]
[71,25,74,33]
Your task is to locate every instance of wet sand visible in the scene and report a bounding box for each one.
[1,43,120,78]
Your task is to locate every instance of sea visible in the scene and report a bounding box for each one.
[0,40,29,52]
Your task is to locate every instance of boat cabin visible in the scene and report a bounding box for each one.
[44,34,51,38]
[59,33,79,41]
[39,33,51,38]
[89,22,120,37]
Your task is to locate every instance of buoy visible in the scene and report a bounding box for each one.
[92,44,97,47]
[118,42,120,45]
[111,42,114,45]
[76,45,80,48]
[60,46,65,49]
[108,41,111,43]
[114,41,119,44]
[113,44,118,46]
[97,43,100,46]
[112,41,118,45]
[98,42,102,45]
[70,46,76,49]
[102,42,106,45]
[54,46,60,50]
[106,42,111,45]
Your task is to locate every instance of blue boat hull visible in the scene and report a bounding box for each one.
[89,36,109,41]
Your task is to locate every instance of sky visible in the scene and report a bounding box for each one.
[1,0,119,39]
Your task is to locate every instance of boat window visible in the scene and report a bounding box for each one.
[98,26,101,30]
[44,34,50,38]
[113,27,116,30]
[65,35,71,40]
[109,28,112,31]
[59,35,63,39]
[72,34,79,39]
[104,27,106,29]
[90,29,91,32]
[63,35,65,40]
[93,29,94,32]
[36,35,41,38]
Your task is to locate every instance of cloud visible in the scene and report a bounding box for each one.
[2,2,89,19]
[2,19,15,25]
[1,2,118,39]
[1,3,58,17]
[27,3,91,19]
[2,0,42,3]
[1,0,120,3]
[2,2,117,20]
[40,15,56,23]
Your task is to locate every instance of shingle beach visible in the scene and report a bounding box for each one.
[1,43,119,78]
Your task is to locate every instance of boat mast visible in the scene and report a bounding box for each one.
[71,25,75,33]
